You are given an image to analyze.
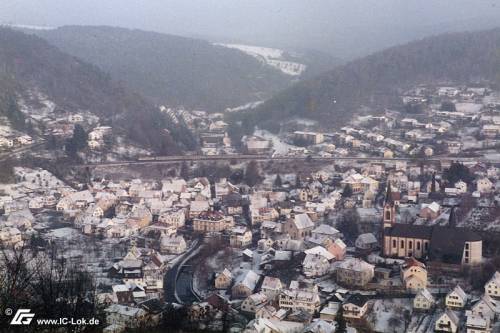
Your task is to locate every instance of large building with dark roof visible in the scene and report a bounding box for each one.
[383,224,482,267]
[381,185,482,268]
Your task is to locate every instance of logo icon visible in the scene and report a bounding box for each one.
[10,309,35,325]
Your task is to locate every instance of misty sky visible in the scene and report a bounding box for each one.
[2,0,500,59]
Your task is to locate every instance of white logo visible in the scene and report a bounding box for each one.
[10,309,35,325]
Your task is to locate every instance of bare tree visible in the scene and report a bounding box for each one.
[0,242,102,332]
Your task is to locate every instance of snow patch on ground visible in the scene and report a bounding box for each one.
[47,227,80,239]
[254,129,298,155]
[215,43,306,76]
[225,101,264,113]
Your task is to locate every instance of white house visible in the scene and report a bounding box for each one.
[435,309,459,333]
[466,313,491,333]
[413,288,435,311]
[104,304,147,329]
[160,234,187,255]
[455,180,467,194]
[241,292,268,314]
[446,285,468,310]
[477,178,493,194]
[310,224,340,245]
[214,268,232,289]
[260,276,283,301]
[158,209,186,228]
[471,294,497,320]
[232,270,260,299]
[401,258,427,292]
[343,294,369,320]
[485,271,500,299]
[278,286,320,314]
[302,253,330,278]
[229,226,253,248]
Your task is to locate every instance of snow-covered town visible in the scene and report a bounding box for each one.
[2,4,500,332]
[1,95,500,331]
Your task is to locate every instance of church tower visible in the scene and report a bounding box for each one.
[382,182,397,229]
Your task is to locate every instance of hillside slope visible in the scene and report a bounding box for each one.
[0,27,195,153]
[242,28,500,131]
[33,26,294,112]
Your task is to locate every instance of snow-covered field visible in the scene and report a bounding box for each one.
[225,100,264,113]
[254,129,298,155]
[455,102,483,114]
[215,43,306,76]
[18,90,56,119]
[368,298,412,333]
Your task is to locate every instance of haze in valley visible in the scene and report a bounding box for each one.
[2,0,500,59]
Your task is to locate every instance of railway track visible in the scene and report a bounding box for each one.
[77,154,499,168]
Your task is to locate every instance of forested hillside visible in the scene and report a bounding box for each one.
[0,27,195,154]
[240,28,500,131]
[33,26,294,112]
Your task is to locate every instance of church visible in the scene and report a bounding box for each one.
[381,183,482,269]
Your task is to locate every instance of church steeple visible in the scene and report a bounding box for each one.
[385,181,393,205]
[382,181,396,229]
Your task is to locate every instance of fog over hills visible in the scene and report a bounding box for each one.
[30,26,307,112]
[235,28,500,131]
[0,27,195,153]
[2,0,500,59]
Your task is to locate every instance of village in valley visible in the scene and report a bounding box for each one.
[1,82,500,333]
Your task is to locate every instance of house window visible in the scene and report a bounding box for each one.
[416,242,421,250]
[401,240,405,248]
[424,242,429,251]
[385,211,391,220]
[393,240,397,248]
[465,243,470,250]
[409,241,413,250]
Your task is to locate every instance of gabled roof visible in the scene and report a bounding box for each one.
[471,294,496,314]
[448,285,467,301]
[104,304,146,317]
[294,213,314,229]
[384,224,433,239]
[403,257,426,269]
[305,319,336,333]
[312,224,339,236]
[486,271,500,287]
[344,294,369,307]
[466,313,489,329]
[337,258,374,272]
[246,292,268,306]
[304,246,335,260]
[416,288,434,303]
[355,233,378,245]
[422,202,440,213]
[439,309,459,326]
[261,276,282,291]
[217,268,232,279]
[330,238,346,250]
[235,270,260,290]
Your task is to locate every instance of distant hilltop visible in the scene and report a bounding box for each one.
[1,23,56,30]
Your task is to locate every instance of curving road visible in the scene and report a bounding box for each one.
[164,239,202,304]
